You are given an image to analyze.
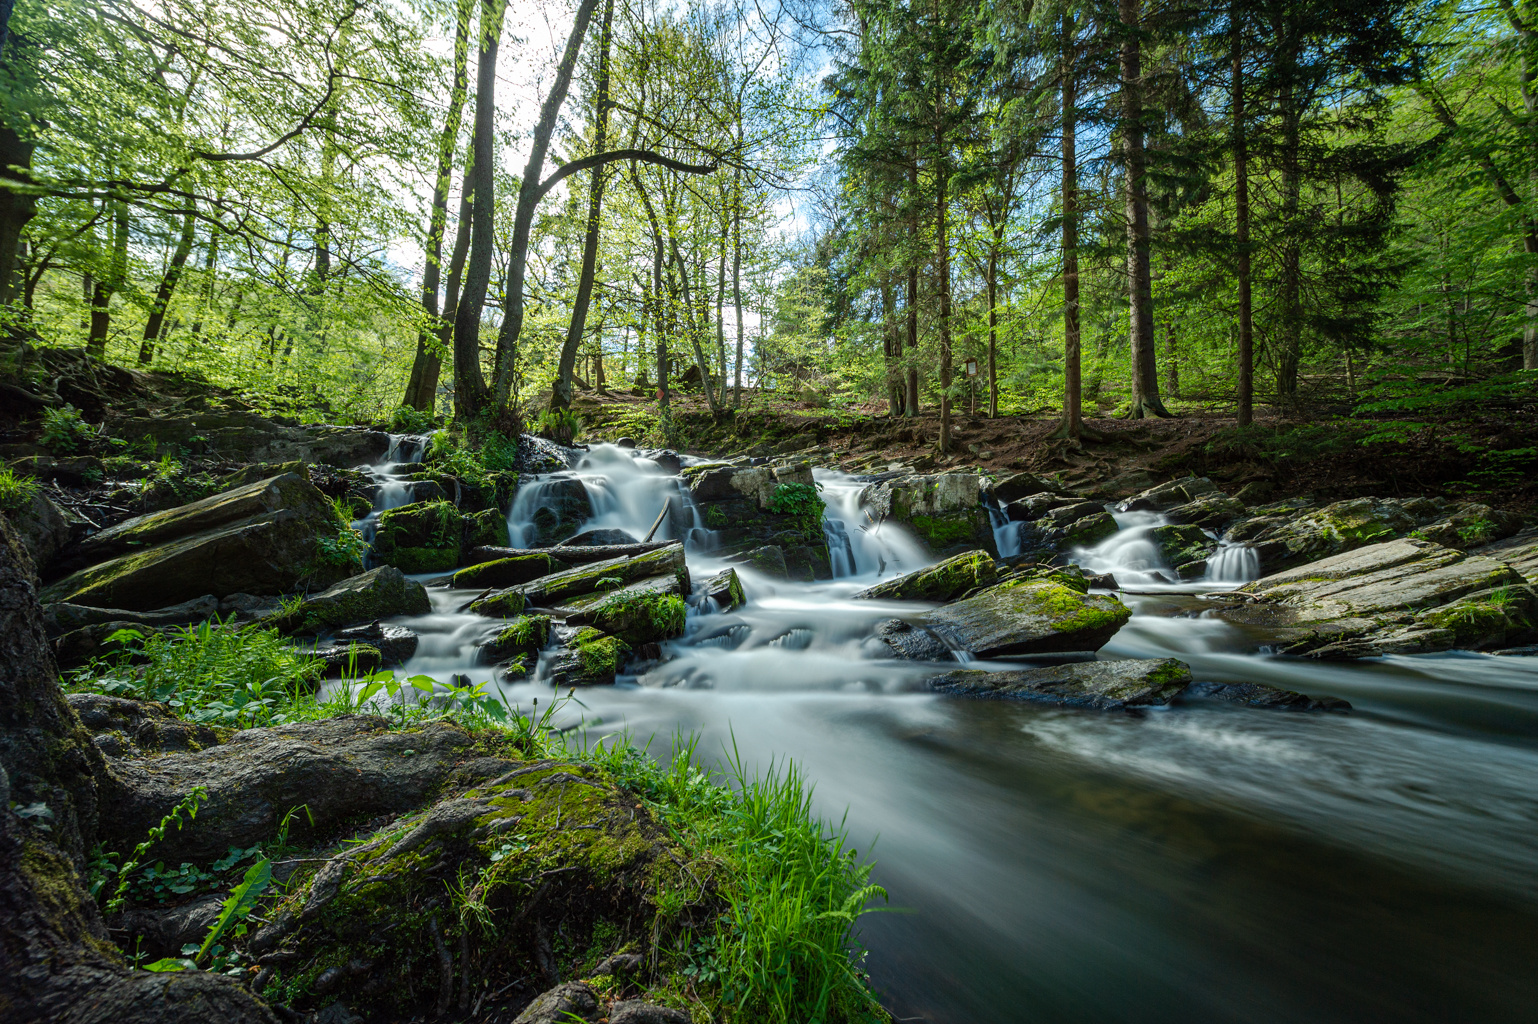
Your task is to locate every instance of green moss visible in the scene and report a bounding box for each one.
[573,627,630,677]
[858,549,996,601]
[1417,587,1534,645]
[452,553,560,589]
[380,545,460,575]
[910,512,979,547]
[1145,658,1194,688]
[463,507,509,549]
[468,588,528,618]
[592,592,687,646]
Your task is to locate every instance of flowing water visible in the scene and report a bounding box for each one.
[375,444,1538,1023]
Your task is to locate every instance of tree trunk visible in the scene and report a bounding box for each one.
[667,233,720,414]
[882,276,901,416]
[0,125,34,308]
[732,179,745,407]
[1233,5,1254,425]
[1119,0,1169,419]
[987,238,998,418]
[634,168,669,413]
[431,163,475,413]
[1056,13,1083,439]
[404,0,474,412]
[552,0,615,412]
[452,0,508,422]
[936,118,952,453]
[86,199,128,362]
[188,230,218,348]
[1164,317,1179,397]
[1275,20,1302,401]
[905,156,920,417]
[139,208,196,365]
[493,0,601,409]
[714,202,729,410]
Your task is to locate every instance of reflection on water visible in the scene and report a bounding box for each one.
[370,446,1538,1023]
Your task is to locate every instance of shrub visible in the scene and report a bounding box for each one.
[388,405,438,434]
[537,407,582,446]
[0,465,40,512]
[39,404,92,453]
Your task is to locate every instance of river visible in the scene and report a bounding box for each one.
[373,443,1538,1023]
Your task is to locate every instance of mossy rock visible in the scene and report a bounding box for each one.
[452,552,562,590]
[698,567,746,610]
[1056,511,1118,549]
[585,590,688,647]
[544,627,632,686]
[249,760,710,1020]
[1412,583,1538,648]
[907,509,998,558]
[468,588,528,618]
[464,507,509,549]
[1149,524,1216,569]
[478,614,552,663]
[267,565,431,633]
[375,499,461,554]
[380,546,461,575]
[928,657,1193,710]
[519,543,688,607]
[853,549,997,602]
[923,578,1131,658]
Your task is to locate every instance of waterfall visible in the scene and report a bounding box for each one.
[1069,509,1174,587]
[986,497,1024,559]
[1205,540,1261,583]
[352,433,429,558]
[814,469,931,579]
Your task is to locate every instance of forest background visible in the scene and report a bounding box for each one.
[0,0,1534,457]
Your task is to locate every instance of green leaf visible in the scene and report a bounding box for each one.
[141,958,195,972]
[196,859,272,965]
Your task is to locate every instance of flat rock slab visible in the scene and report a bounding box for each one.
[269,565,430,633]
[923,578,1131,657]
[852,549,996,602]
[1474,528,1538,585]
[927,657,1192,710]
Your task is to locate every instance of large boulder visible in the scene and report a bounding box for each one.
[1149,524,1216,572]
[861,472,997,558]
[3,489,72,576]
[513,475,592,546]
[852,549,996,602]
[105,410,390,467]
[41,474,356,610]
[472,544,688,616]
[1120,476,1222,513]
[1219,537,1533,657]
[922,576,1131,657]
[1473,528,1538,584]
[926,657,1192,710]
[268,566,430,633]
[685,461,834,581]
[452,552,564,589]
[556,575,687,647]
[544,627,631,686]
[43,594,220,637]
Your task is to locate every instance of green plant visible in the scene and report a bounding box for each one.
[154,453,183,481]
[537,407,582,446]
[768,481,826,518]
[388,405,437,434]
[68,621,324,727]
[0,465,40,512]
[39,404,92,453]
[106,787,209,913]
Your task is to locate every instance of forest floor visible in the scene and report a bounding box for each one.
[573,384,1538,513]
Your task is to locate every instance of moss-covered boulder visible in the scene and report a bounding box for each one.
[927,657,1192,709]
[374,499,463,573]
[268,566,430,633]
[853,549,996,602]
[1049,511,1118,550]
[452,552,564,590]
[561,579,688,647]
[246,759,710,1022]
[516,475,593,546]
[698,567,746,610]
[478,614,552,665]
[1120,476,1222,513]
[922,578,1131,657]
[41,473,356,610]
[1415,503,1524,550]
[1243,497,1417,573]
[545,627,632,685]
[1149,524,1216,570]
[1165,493,1248,530]
[465,506,510,549]
[517,543,688,609]
[859,472,998,558]
[469,588,528,618]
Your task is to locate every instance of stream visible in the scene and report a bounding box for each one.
[367,443,1538,1023]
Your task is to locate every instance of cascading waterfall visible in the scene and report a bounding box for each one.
[352,433,429,556]
[354,441,1538,1024]
[986,496,1024,559]
[505,444,709,549]
[1204,539,1261,583]
[814,469,931,579]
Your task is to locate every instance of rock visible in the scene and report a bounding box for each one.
[467,542,673,567]
[873,619,952,660]
[609,1002,691,1024]
[559,528,639,546]
[219,592,282,621]
[727,544,789,578]
[544,627,630,686]
[922,577,1132,658]
[42,473,355,610]
[43,594,220,637]
[115,893,226,961]
[1120,476,1222,513]
[1415,503,1524,549]
[698,567,746,610]
[1148,524,1216,569]
[54,620,154,671]
[1005,492,1074,522]
[1238,497,1418,573]
[1220,538,1532,656]
[686,462,834,579]
[514,983,599,1023]
[268,566,430,633]
[452,552,564,590]
[861,472,997,558]
[476,614,551,666]
[557,575,687,646]
[1164,493,1247,530]
[68,693,226,755]
[852,549,997,602]
[1473,527,1538,584]
[927,657,1192,710]
[1047,511,1118,549]
[373,500,465,574]
[1188,680,1351,711]
[4,489,71,575]
[474,543,688,614]
[1233,480,1274,504]
[615,436,637,448]
[106,410,389,467]
[990,472,1052,504]
[1039,499,1103,526]
[305,622,419,674]
[100,716,488,862]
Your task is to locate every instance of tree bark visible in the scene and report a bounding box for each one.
[493,0,601,410]
[552,0,615,413]
[1233,5,1254,424]
[905,156,920,417]
[986,239,998,418]
[452,0,508,422]
[1055,14,1084,439]
[138,209,196,365]
[936,119,952,453]
[732,176,745,407]
[0,125,34,308]
[1119,0,1170,418]
[404,0,474,412]
[86,199,128,362]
